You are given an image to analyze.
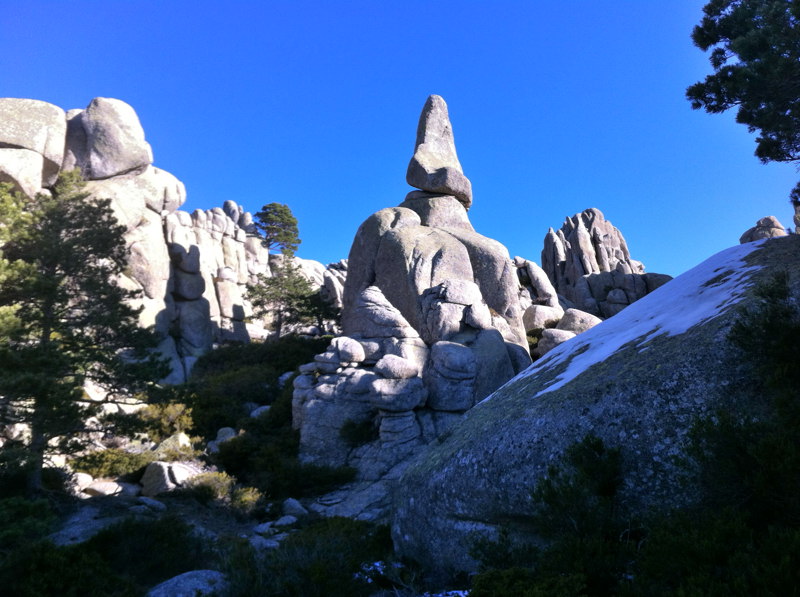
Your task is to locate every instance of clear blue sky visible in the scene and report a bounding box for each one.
[3,1,797,277]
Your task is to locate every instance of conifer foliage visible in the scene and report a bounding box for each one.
[0,172,167,493]
[687,0,800,203]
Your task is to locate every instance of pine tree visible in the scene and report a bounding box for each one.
[0,172,167,494]
[248,259,318,337]
[687,0,800,203]
[254,202,301,256]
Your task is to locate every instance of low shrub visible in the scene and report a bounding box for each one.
[225,517,392,597]
[0,514,213,596]
[231,486,265,517]
[138,402,194,443]
[184,471,236,503]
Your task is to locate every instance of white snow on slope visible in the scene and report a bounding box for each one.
[517,240,765,398]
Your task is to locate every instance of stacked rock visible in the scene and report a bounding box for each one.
[293,96,531,520]
[542,208,671,318]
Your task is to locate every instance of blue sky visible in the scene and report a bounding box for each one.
[3,1,797,277]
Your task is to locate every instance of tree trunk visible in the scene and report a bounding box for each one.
[26,423,45,496]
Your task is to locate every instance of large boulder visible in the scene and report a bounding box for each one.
[0,98,66,188]
[392,234,799,576]
[80,97,153,179]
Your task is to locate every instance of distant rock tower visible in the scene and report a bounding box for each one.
[542,208,671,317]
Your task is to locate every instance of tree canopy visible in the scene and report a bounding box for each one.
[687,0,800,202]
[254,203,300,256]
[0,172,167,493]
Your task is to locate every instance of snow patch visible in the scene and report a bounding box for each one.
[511,241,764,398]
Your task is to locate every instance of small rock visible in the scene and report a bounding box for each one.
[215,427,237,443]
[146,570,228,597]
[250,405,271,418]
[250,536,280,550]
[83,481,125,497]
[253,522,275,535]
[273,514,298,528]
[137,496,167,512]
[282,498,309,517]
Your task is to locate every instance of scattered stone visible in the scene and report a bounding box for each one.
[250,535,280,550]
[215,427,237,443]
[82,480,126,497]
[556,308,603,334]
[282,497,309,517]
[273,514,298,528]
[250,405,271,418]
[137,496,167,512]
[535,328,577,356]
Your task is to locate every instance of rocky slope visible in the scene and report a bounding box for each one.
[391,233,800,575]
[0,97,344,383]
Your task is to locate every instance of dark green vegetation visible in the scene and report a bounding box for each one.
[468,272,800,595]
[248,259,339,338]
[0,173,167,494]
[687,0,800,203]
[225,517,397,596]
[0,508,214,597]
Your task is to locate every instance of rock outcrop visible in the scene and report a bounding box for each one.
[542,208,672,317]
[739,215,787,243]
[392,234,799,576]
[293,95,530,521]
[0,97,342,383]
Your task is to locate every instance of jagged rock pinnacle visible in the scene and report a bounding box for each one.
[405,95,473,209]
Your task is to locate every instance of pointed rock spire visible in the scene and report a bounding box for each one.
[406,95,473,209]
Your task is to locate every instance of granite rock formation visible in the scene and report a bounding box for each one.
[0,97,340,383]
[393,234,800,577]
[739,215,787,243]
[542,208,672,318]
[293,95,530,520]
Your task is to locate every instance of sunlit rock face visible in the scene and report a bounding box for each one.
[0,97,342,383]
[393,234,799,577]
[293,95,531,521]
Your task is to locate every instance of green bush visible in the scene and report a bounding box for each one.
[231,486,265,517]
[138,402,194,443]
[471,567,585,597]
[176,335,330,438]
[0,514,213,596]
[70,448,154,480]
[184,471,236,503]
[0,497,54,557]
[225,517,392,597]
[215,379,355,499]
